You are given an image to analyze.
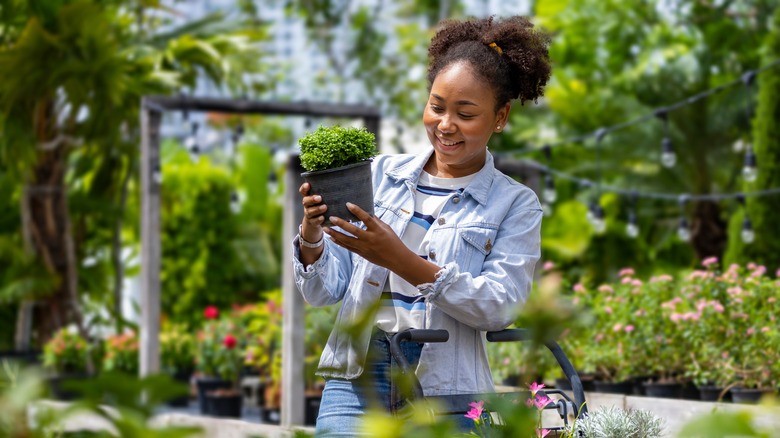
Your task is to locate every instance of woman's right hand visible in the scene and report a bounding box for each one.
[299,182,327,244]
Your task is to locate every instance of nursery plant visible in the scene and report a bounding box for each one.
[298,125,378,223]
[298,125,377,172]
[41,328,89,375]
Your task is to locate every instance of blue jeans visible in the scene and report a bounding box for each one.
[314,330,423,437]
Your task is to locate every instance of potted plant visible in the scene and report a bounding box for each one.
[102,331,139,376]
[298,125,378,224]
[243,291,283,422]
[194,306,240,415]
[204,330,245,418]
[42,327,91,400]
[160,323,196,407]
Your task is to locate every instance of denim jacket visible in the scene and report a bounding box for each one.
[292,149,542,396]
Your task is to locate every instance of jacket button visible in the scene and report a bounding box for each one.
[428,251,436,261]
[452,196,460,204]
[438,217,446,225]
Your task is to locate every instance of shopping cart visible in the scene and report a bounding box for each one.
[388,328,588,433]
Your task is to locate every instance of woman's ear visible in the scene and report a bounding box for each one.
[495,103,511,132]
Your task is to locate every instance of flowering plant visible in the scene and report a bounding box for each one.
[102,331,139,375]
[244,291,283,379]
[196,307,245,388]
[160,323,196,376]
[42,327,89,374]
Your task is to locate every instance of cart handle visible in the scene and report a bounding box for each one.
[487,328,588,417]
[389,329,449,400]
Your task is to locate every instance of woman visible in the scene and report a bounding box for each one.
[293,15,551,436]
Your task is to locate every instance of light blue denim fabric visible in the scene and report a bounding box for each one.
[315,331,423,437]
[293,149,542,397]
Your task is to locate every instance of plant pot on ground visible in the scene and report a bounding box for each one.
[298,125,378,225]
[206,388,243,418]
[195,376,233,414]
[730,387,777,404]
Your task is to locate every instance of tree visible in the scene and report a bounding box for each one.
[724,5,780,268]
[499,0,777,279]
[0,1,266,346]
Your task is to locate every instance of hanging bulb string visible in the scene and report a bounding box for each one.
[513,58,780,156]
[508,157,780,202]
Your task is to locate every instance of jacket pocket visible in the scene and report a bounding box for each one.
[458,225,499,275]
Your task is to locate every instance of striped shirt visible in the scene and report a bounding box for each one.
[375,171,476,333]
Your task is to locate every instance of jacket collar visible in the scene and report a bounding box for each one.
[385,148,495,206]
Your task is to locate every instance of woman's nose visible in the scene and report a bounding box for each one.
[438,114,455,134]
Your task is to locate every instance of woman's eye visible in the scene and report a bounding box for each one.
[459,114,475,119]
[430,105,444,112]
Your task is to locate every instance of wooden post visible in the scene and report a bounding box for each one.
[139,101,162,377]
[281,154,306,426]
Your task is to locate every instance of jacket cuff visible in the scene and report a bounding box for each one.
[416,262,457,299]
[292,235,329,279]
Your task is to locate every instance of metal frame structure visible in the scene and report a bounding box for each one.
[139,95,380,426]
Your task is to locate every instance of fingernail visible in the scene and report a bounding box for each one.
[329,216,336,223]
[314,195,321,202]
[346,202,354,208]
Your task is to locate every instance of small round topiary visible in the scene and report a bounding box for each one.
[298,125,377,172]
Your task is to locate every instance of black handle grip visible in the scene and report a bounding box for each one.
[486,328,530,342]
[406,329,450,343]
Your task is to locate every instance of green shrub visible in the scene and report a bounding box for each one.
[298,125,377,172]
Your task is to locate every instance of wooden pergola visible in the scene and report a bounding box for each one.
[139,95,380,427]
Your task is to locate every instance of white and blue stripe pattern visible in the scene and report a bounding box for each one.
[375,171,476,333]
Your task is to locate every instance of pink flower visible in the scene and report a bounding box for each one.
[204,305,219,320]
[748,262,757,270]
[533,395,552,410]
[604,306,613,315]
[543,261,555,271]
[464,400,484,421]
[713,303,724,313]
[631,279,643,287]
[573,283,586,293]
[624,325,635,333]
[529,382,545,396]
[768,297,777,303]
[621,277,632,284]
[702,256,718,268]
[618,267,635,277]
[612,323,623,332]
[595,333,604,342]
[776,268,780,278]
[746,327,756,336]
[537,429,551,438]
[761,327,770,333]
[635,309,646,317]
[750,265,766,277]
[597,284,614,293]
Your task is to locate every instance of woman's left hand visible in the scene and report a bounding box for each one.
[324,202,409,270]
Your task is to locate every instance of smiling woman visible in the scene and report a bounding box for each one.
[292,15,552,437]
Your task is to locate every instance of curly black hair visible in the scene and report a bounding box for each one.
[427,16,552,109]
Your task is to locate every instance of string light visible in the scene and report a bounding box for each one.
[186,122,200,162]
[655,110,676,168]
[230,191,241,214]
[677,196,690,242]
[742,144,758,183]
[626,192,639,239]
[543,173,557,204]
[588,200,606,234]
[736,194,755,244]
[152,162,162,186]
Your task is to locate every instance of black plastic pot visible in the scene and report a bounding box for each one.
[47,373,92,401]
[731,387,776,404]
[642,381,683,398]
[166,371,193,407]
[593,379,633,395]
[301,160,374,225]
[206,391,243,418]
[195,376,232,414]
[698,385,731,402]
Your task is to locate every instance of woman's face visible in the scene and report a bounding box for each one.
[423,61,509,178]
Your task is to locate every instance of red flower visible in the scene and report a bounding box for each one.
[204,305,219,320]
[223,334,237,349]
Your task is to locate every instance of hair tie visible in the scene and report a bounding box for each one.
[488,42,503,56]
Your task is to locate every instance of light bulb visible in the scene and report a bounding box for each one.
[543,174,557,204]
[152,163,162,185]
[590,204,606,234]
[741,217,755,244]
[542,203,553,217]
[677,217,690,242]
[230,192,241,214]
[189,144,200,163]
[661,137,676,168]
[742,165,757,183]
[743,147,758,183]
[626,222,639,239]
